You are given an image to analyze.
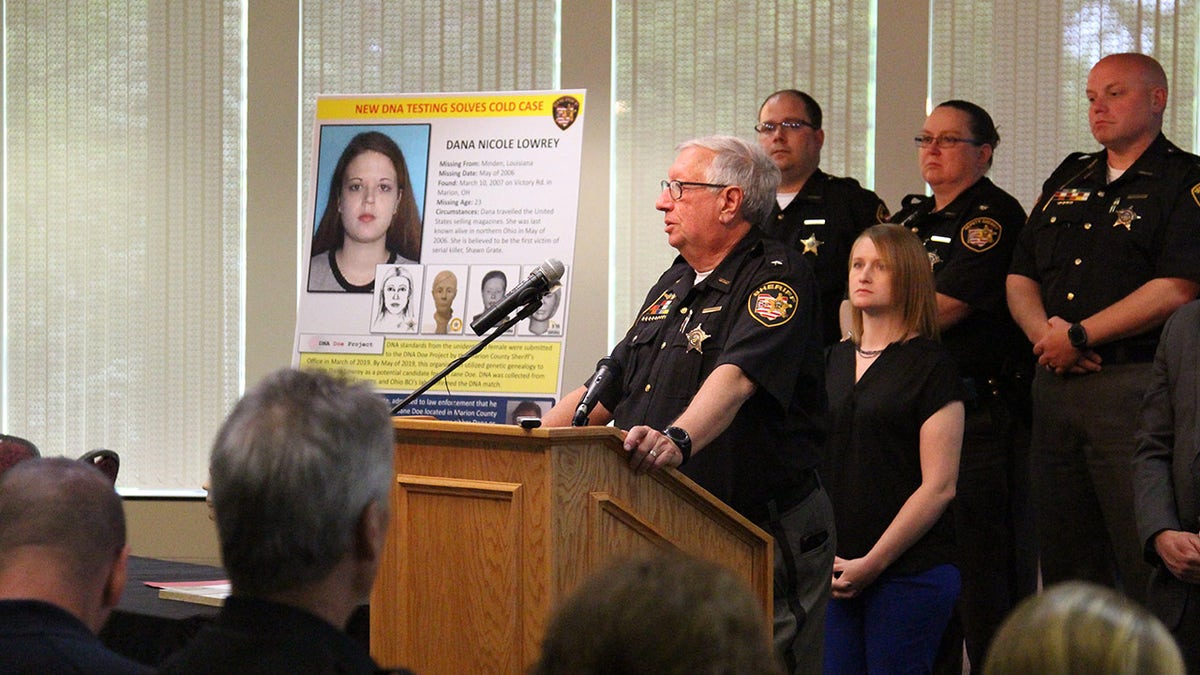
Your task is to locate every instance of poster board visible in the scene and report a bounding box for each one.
[293,91,586,422]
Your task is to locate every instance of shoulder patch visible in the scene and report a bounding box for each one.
[961,217,1002,253]
[876,203,890,223]
[748,281,798,327]
[1191,183,1200,208]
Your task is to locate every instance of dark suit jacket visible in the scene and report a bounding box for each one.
[0,599,152,674]
[1134,299,1200,629]
[159,595,412,675]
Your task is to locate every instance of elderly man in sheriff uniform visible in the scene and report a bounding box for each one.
[757,89,889,347]
[544,135,831,675]
[1007,53,1200,613]
[892,100,1036,672]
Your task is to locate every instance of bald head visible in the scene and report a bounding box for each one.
[1094,52,1168,90]
[0,457,125,580]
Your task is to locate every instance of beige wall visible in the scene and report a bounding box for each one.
[126,0,932,565]
[126,498,221,566]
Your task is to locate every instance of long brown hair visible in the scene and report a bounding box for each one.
[311,130,422,261]
[849,223,939,342]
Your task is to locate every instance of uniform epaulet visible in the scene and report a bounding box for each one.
[1064,150,1095,163]
[826,174,866,189]
[901,193,930,209]
[756,236,802,272]
[1164,144,1200,164]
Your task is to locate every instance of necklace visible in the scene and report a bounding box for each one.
[855,344,886,358]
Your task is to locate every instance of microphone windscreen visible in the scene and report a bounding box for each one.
[540,258,566,283]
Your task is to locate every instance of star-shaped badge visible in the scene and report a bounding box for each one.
[685,324,710,353]
[1113,207,1140,231]
[800,233,824,255]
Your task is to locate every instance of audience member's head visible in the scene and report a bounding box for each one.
[983,581,1185,675]
[532,551,782,675]
[208,368,394,626]
[0,457,129,632]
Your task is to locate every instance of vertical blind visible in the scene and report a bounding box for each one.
[3,0,242,489]
[611,0,878,330]
[299,0,559,199]
[929,0,1199,210]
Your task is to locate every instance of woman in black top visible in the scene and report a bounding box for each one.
[823,223,965,673]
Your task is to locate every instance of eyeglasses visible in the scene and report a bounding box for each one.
[661,179,728,200]
[754,120,818,134]
[913,135,984,149]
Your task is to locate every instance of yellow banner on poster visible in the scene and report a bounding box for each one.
[317,92,585,121]
[299,339,561,394]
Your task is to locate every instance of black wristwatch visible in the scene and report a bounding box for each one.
[1068,322,1089,350]
[662,426,692,466]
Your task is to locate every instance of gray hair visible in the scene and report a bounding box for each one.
[0,457,126,581]
[209,368,393,596]
[677,135,780,227]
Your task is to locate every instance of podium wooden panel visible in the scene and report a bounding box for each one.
[370,418,774,674]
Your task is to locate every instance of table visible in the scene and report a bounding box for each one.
[100,556,224,666]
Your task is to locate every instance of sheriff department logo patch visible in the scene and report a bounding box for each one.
[748,282,798,327]
[552,96,580,130]
[961,217,1002,253]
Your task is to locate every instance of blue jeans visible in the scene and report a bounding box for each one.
[824,564,960,674]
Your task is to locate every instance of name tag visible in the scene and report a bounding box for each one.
[803,219,826,225]
[931,235,952,243]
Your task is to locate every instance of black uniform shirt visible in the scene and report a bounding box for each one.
[1010,134,1200,350]
[762,169,889,346]
[599,227,826,521]
[893,177,1029,378]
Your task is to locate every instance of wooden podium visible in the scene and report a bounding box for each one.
[370,418,774,674]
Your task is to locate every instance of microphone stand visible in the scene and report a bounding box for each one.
[390,298,542,415]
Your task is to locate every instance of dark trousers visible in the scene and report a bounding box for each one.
[767,483,836,675]
[1174,586,1200,674]
[1030,364,1154,604]
[935,378,1037,672]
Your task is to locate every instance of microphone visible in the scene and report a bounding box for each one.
[470,259,565,335]
[572,357,621,426]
